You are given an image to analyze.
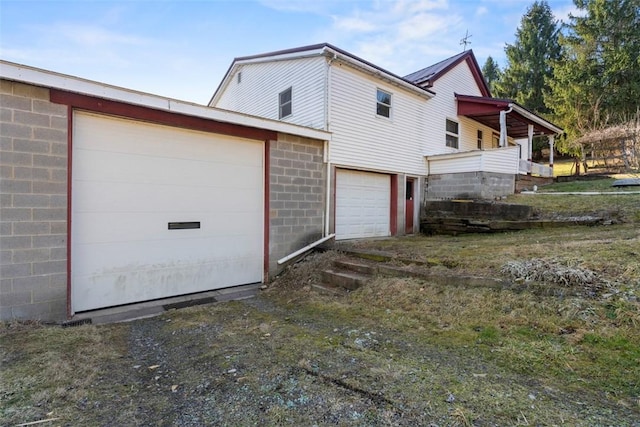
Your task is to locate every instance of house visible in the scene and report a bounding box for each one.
[0,60,330,322]
[210,43,563,240]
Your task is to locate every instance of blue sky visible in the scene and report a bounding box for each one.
[0,0,579,104]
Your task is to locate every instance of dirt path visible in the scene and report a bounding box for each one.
[78,293,639,426]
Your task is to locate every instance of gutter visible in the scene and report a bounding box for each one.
[510,103,564,134]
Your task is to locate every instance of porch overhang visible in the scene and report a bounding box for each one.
[455,94,563,138]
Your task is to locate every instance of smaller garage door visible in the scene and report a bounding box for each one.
[335,169,390,240]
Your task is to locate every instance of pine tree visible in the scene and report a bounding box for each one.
[548,0,640,141]
[494,1,560,115]
[481,56,501,95]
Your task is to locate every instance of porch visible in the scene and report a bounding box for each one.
[456,94,562,179]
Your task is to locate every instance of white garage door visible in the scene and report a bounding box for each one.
[71,112,264,313]
[335,169,390,240]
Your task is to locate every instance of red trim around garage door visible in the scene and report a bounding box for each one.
[52,89,275,317]
[390,174,398,235]
[49,89,278,142]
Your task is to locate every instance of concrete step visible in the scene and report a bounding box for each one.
[321,269,369,291]
[332,259,377,275]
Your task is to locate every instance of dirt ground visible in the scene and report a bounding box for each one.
[3,241,639,426]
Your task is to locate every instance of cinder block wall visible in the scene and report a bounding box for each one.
[269,134,325,276]
[0,80,68,322]
[425,171,514,201]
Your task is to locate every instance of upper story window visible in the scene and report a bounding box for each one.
[477,130,483,149]
[279,87,292,119]
[237,72,242,84]
[445,119,459,149]
[376,89,392,118]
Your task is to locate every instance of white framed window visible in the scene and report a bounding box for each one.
[237,72,242,84]
[492,132,500,148]
[376,89,391,118]
[445,119,459,148]
[279,87,292,119]
[477,130,483,149]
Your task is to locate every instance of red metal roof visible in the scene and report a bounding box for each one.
[456,94,563,138]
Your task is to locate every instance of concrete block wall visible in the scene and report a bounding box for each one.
[425,171,514,201]
[269,134,325,276]
[0,80,68,322]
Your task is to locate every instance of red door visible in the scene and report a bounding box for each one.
[405,179,414,234]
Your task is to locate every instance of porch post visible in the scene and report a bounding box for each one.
[527,124,534,162]
[549,134,555,170]
[499,110,507,147]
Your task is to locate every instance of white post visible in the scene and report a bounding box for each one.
[549,134,555,171]
[527,124,534,162]
[499,110,507,147]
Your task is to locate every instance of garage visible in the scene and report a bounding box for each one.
[71,112,264,313]
[335,169,391,240]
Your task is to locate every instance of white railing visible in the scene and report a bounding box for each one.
[426,147,519,175]
[519,160,553,177]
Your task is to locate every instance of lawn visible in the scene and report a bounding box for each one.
[2,179,639,426]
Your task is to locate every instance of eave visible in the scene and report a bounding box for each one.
[456,94,563,138]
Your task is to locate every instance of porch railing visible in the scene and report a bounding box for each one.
[426,147,520,175]
[519,159,553,177]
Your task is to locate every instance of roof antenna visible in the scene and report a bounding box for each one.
[460,30,472,51]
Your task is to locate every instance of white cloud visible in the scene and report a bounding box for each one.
[476,6,488,16]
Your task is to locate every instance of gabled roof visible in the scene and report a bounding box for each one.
[209,43,435,106]
[404,50,491,97]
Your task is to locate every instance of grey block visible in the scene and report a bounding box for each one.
[0,179,32,193]
[0,207,33,221]
[0,93,32,111]
[32,260,66,275]
[1,262,32,279]
[33,154,66,168]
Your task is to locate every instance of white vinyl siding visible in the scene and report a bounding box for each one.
[427,146,520,175]
[329,63,428,175]
[423,61,492,155]
[214,56,326,129]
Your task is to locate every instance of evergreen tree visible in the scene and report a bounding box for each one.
[548,0,640,141]
[481,56,501,95]
[494,1,560,114]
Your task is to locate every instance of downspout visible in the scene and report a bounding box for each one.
[324,52,337,236]
[499,106,513,147]
[276,54,337,266]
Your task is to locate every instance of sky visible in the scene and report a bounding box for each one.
[0,0,580,105]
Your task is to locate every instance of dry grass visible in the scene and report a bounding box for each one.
[0,322,128,425]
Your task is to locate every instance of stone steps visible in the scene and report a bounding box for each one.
[313,259,375,293]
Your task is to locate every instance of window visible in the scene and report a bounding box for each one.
[445,119,459,148]
[492,133,500,148]
[477,130,483,149]
[376,89,391,118]
[237,72,242,84]
[279,87,292,119]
